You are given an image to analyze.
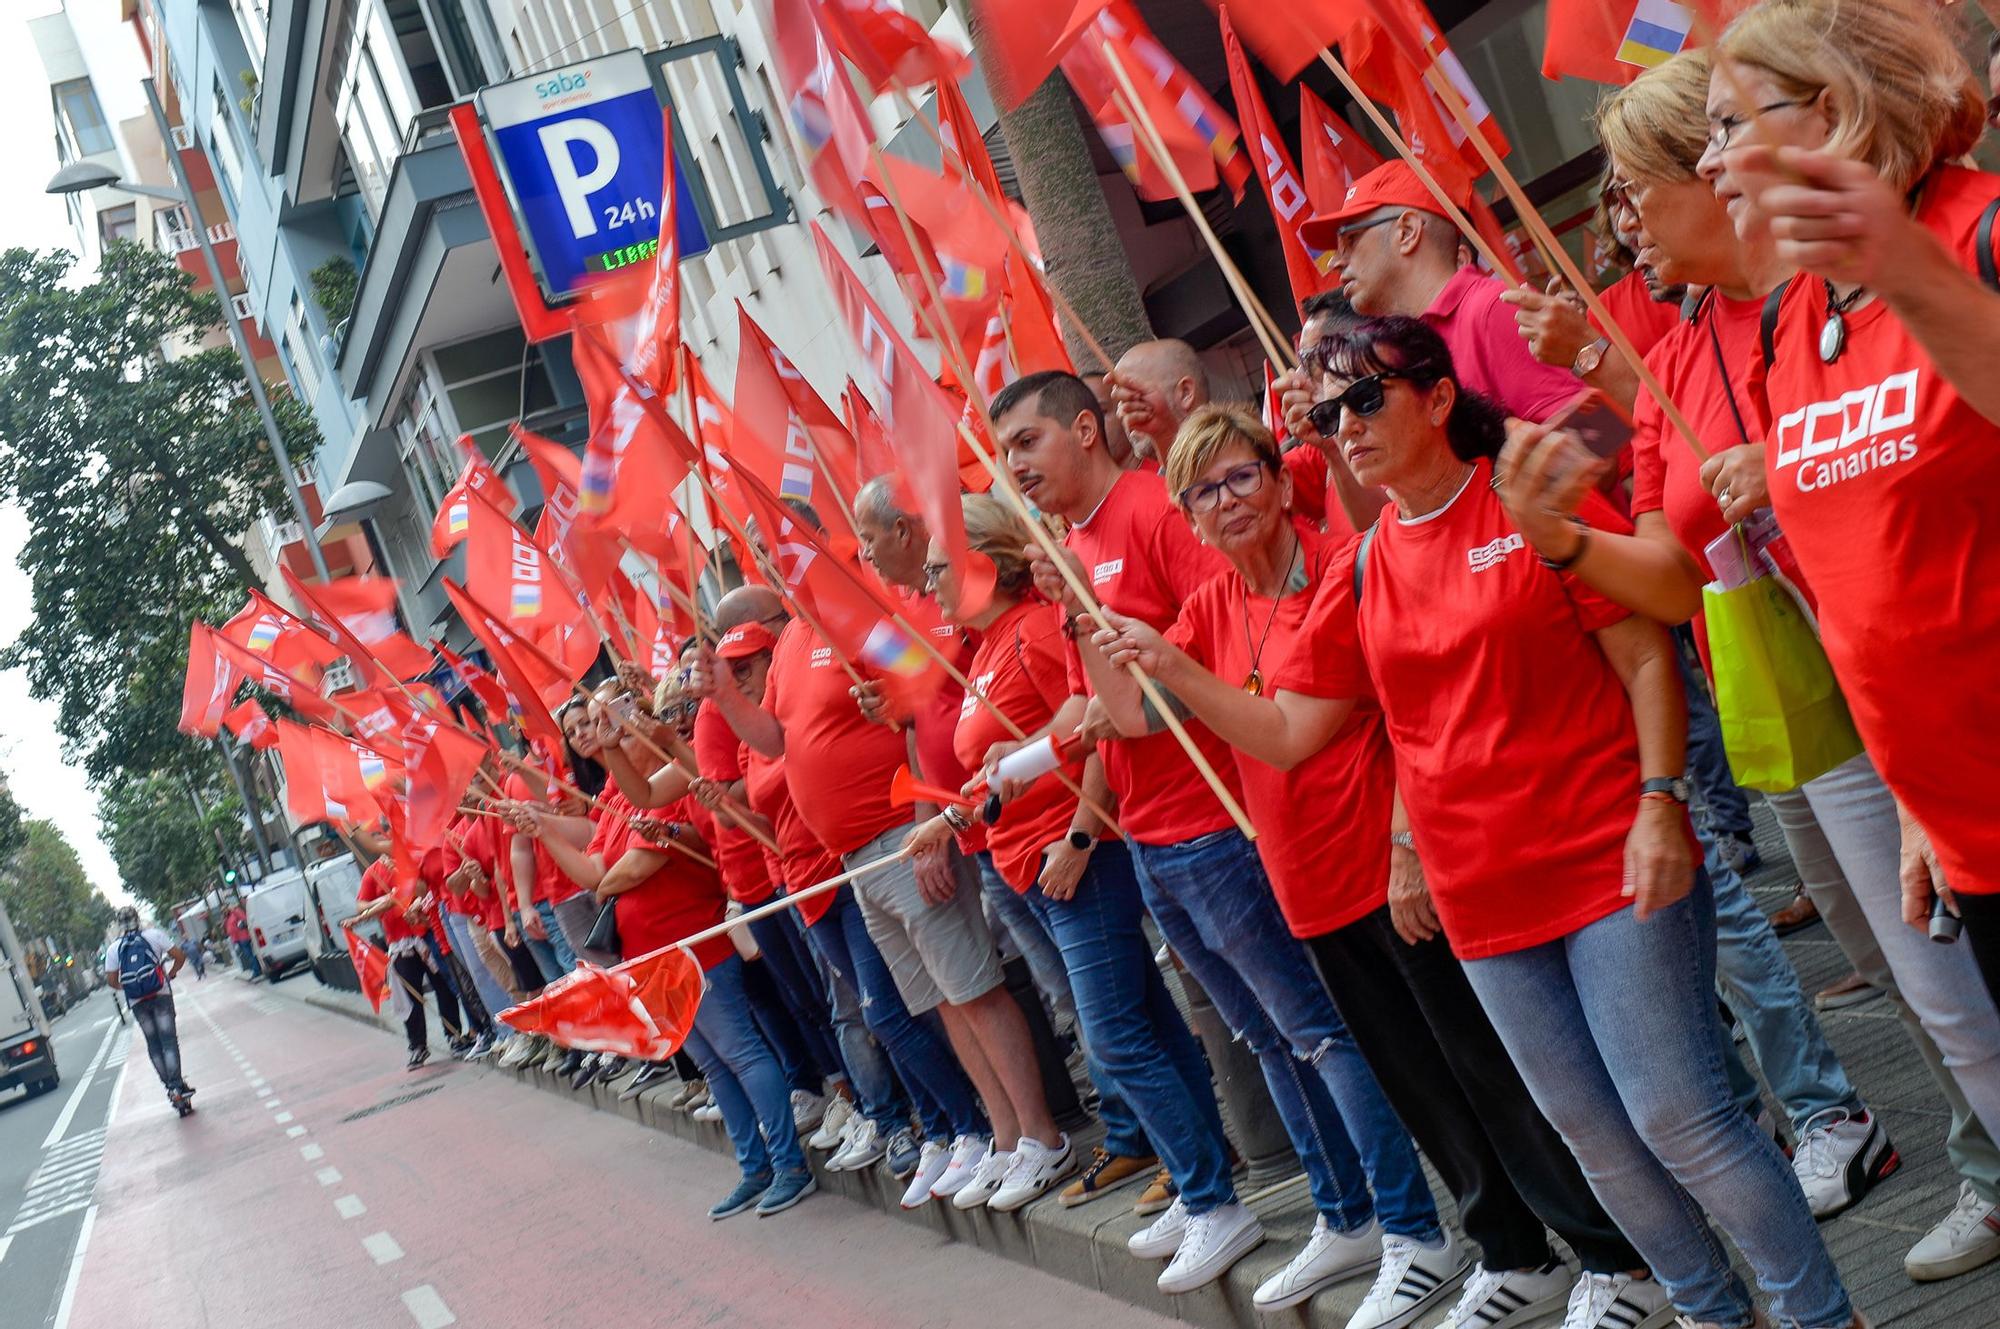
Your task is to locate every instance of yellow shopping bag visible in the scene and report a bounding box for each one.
[1702,576,1863,793]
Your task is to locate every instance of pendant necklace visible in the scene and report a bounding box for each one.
[1241,534,1303,696]
[1820,282,1867,364]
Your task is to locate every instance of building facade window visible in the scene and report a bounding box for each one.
[392,365,458,519]
[331,0,423,216]
[209,80,247,210]
[97,204,138,250]
[282,293,323,404]
[52,79,113,159]
[231,0,271,68]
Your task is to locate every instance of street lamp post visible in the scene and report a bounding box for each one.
[46,79,332,582]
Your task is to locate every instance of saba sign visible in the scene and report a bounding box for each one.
[477,49,709,300]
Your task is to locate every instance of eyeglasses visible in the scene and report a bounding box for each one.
[1706,97,1814,152]
[1178,461,1271,515]
[1334,214,1396,256]
[1305,372,1411,437]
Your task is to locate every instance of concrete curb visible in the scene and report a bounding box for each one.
[252,969,1439,1328]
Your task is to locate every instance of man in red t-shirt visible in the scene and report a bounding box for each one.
[346,857,480,1070]
[992,370,1439,1299]
[223,903,256,977]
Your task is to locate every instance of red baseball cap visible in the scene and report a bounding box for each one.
[1298,161,1451,250]
[715,622,777,660]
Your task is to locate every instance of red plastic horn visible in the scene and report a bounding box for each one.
[889,764,976,809]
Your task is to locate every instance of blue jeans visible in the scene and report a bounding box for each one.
[234,939,256,974]
[1679,632,1753,838]
[976,852,1077,1029]
[1024,840,1233,1211]
[1131,830,1438,1237]
[748,895,844,1088]
[821,960,912,1131]
[684,955,807,1181]
[1710,841,1862,1133]
[1463,873,1853,1329]
[441,912,515,1034]
[518,909,565,985]
[805,887,983,1141]
[534,900,577,973]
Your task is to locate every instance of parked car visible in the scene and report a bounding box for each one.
[245,870,315,981]
[0,899,57,1100]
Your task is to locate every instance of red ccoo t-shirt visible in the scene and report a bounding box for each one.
[587,788,733,968]
[764,620,909,856]
[694,701,773,904]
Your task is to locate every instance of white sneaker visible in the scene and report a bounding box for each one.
[1128,1195,1190,1258]
[1346,1229,1472,1329]
[1254,1215,1383,1311]
[900,1140,953,1208]
[1792,1107,1898,1218]
[692,1099,723,1123]
[1905,1181,2000,1281]
[952,1145,1014,1209]
[929,1133,990,1199]
[834,1117,887,1172]
[1559,1271,1673,1328]
[809,1096,854,1151]
[791,1088,827,1134]
[1447,1261,1570,1327]
[1158,1202,1265,1294]
[990,1134,1077,1212]
[498,1036,536,1069]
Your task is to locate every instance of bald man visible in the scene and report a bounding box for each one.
[1081,372,1136,468]
[1107,339,1209,467]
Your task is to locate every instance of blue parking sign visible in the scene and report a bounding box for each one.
[478,50,710,300]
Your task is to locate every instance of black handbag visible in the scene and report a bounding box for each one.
[584,899,621,957]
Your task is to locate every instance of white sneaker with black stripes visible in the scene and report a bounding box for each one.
[1446,1262,1571,1327]
[1344,1228,1472,1329]
[1561,1271,1675,1329]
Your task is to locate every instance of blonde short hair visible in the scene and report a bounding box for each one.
[959,492,1037,598]
[1717,0,1985,193]
[1164,403,1281,503]
[1596,50,1713,186]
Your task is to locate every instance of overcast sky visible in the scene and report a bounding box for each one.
[0,1,131,903]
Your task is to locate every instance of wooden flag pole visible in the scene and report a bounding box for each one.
[492,745,719,872]
[581,680,783,854]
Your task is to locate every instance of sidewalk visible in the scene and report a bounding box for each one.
[255,800,2000,1328]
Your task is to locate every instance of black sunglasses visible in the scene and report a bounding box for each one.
[1305,371,1410,437]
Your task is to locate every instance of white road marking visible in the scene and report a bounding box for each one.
[102,1062,130,1130]
[48,1203,96,1329]
[10,1123,109,1235]
[256,1087,272,1097]
[314,1167,343,1186]
[363,1232,404,1265]
[300,1144,324,1161]
[401,1285,456,1329]
[334,1194,367,1219]
[0,1234,12,1265]
[274,1111,294,1124]
[264,1099,281,1110]
[286,1125,307,1138]
[42,1024,119,1148]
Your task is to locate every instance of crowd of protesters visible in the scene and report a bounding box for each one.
[331,4,2000,1326]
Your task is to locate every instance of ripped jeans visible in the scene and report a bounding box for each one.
[1132,829,1438,1237]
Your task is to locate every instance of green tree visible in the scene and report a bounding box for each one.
[0,779,25,865]
[0,243,320,785]
[1,820,99,955]
[99,770,240,917]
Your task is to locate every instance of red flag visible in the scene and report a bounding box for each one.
[1345,0,1508,202]
[430,436,515,559]
[281,567,407,695]
[811,224,972,607]
[1542,1,1733,85]
[179,622,237,738]
[1062,1,1250,203]
[315,726,400,825]
[299,575,433,681]
[1299,86,1384,212]
[819,0,969,93]
[335,688,409,759]
[569,109,684,395]
[343,927,391,1013]
[763,0,878,228]
[627,580,688,680]
[1221,8,1337,312]
[211,633,341,723]
[220,699,277,750]
[274,719,328,823]
[443,580,571,756]
[220,590,342,680]
[732,305,864,560]
[966,0,1110,107]
[498,956,701,1059]
[515,427,621,603]
[463,489,583,635]
[571,322,698,561]
[399,710,488,850]
[935,77,1006,202]
[434,639,512,721]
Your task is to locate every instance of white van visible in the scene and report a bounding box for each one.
[304,855,366,964]
[245,870,315,980]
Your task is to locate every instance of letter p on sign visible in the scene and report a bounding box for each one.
[538,118,621,238]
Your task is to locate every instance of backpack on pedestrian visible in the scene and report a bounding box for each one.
[117,930,165,1004]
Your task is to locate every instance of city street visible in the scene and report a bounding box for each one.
[1,973,1178,1329]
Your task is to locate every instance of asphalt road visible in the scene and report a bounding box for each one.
[0,987,132,1329]
[44,973,1178,1329]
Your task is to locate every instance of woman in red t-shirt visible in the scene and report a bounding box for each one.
[1701,0,2000,1012]
[1098,318,1855,1329]
[1499,50,2000,1261]
[520,697,817,1220]
[346,857,466,1071]
[1093,403,1651,1318]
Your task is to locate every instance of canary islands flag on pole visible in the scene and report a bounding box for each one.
[1617,0,1694,70]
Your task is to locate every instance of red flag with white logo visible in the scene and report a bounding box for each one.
[1220,8,1337,313]
[1299,86,1383,215]
[221,699,278,750]
[220,589,342,681]
[463,489,583,636]
[179,622,238,738]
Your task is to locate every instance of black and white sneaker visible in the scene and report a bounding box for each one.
[1793,1107,1899,1218]
[1346,1228,1472,1329]
[406,1045,431,1072]
[1557,1271,1674,1328]
[1445,1262,1570,1327]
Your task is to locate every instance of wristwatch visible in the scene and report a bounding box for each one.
[1572,336,1610,378]
[1066,829,1096,853]
[1389,830,1416,851]
[1640,777,1691,804]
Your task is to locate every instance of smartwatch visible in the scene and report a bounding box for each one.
[1572,336,1610,378]
[1066,829,1095,853]
[1640,777,1691,804]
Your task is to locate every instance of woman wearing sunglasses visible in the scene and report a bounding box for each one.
[1096,316,1862,1329]
[1090,401,1664,1328]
